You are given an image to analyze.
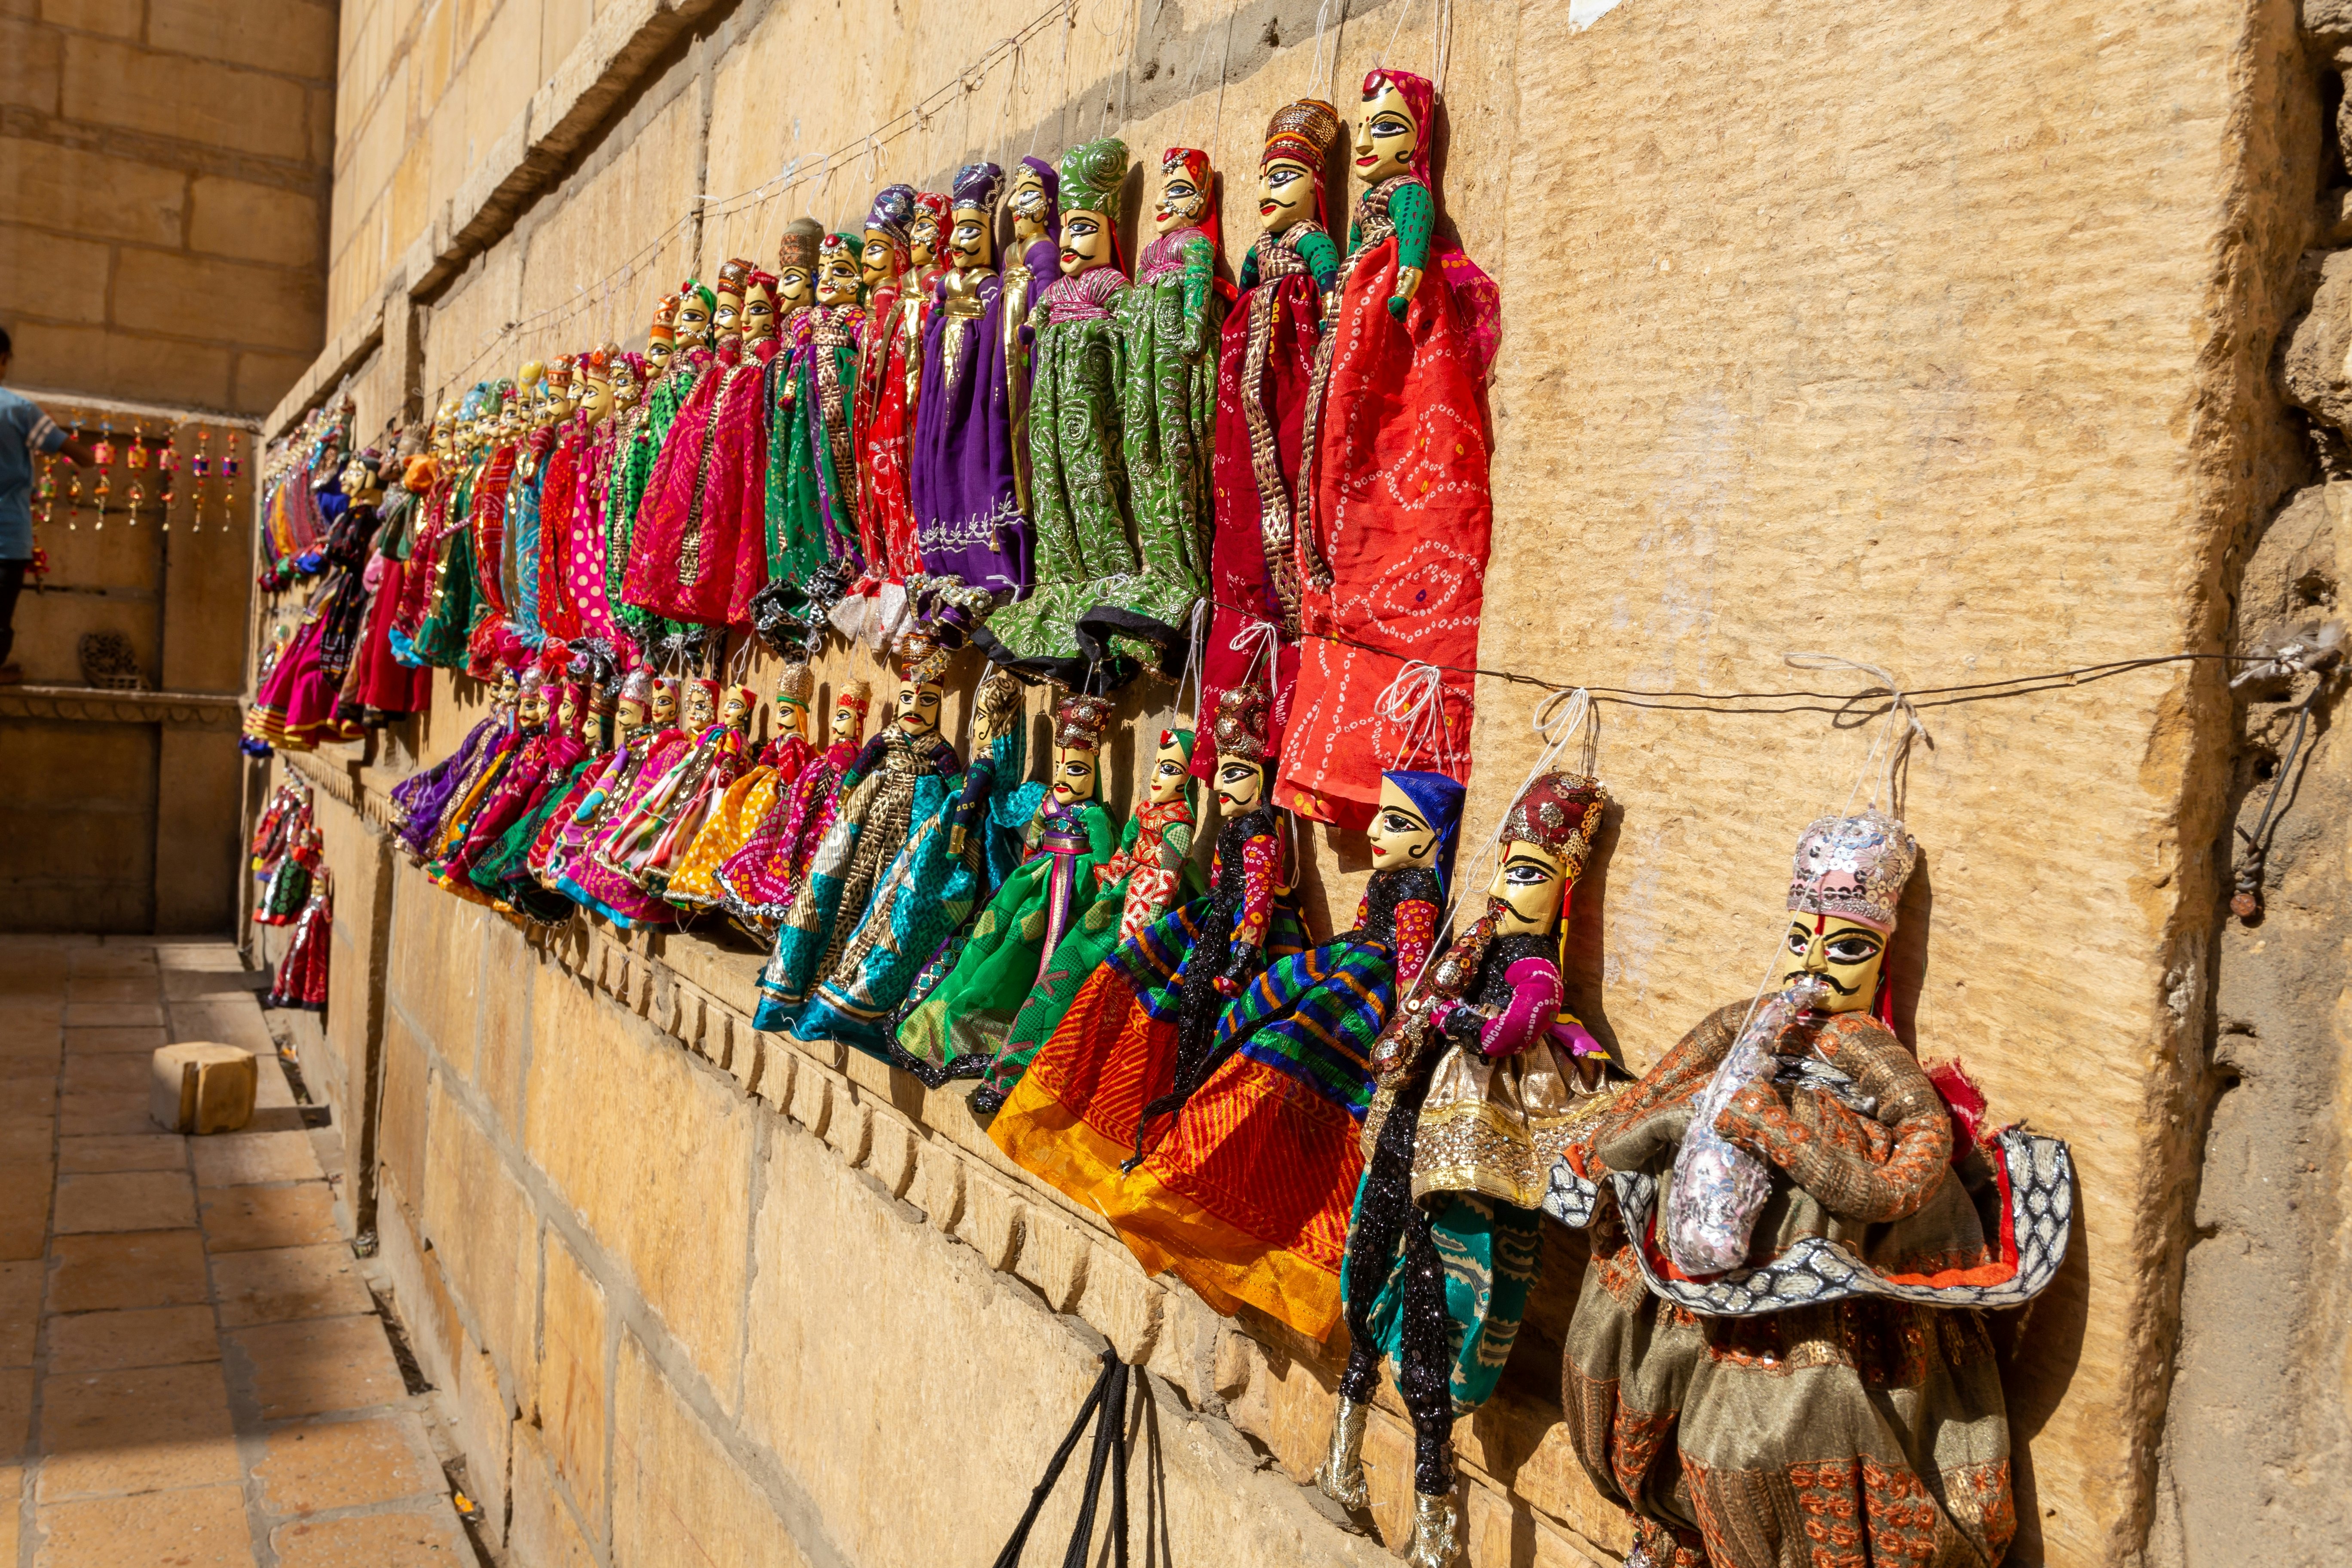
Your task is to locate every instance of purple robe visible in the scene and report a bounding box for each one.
[912,266,1027,595]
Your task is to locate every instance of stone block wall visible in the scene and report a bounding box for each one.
[0,0,336,414]
[251,0,2352,1563]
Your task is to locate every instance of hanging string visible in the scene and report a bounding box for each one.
[1433,0,1452,95]
[1377,0,1421,65]
[1373,660,1458,776]
[1781,652,1926,816]
[1229,618,1280,689]
[1171,26,1219,150]
[1211,0,1238,148]
[1308,0,1345,96]
[1173,598,1209,724]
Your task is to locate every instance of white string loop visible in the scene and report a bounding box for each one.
[1228,618,1280,688]
[1374,660,1457,775]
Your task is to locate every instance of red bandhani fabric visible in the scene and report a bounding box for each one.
[352,557,431,715]
[1277,227,1489,830]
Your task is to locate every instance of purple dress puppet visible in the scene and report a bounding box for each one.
[911,160,1029,644]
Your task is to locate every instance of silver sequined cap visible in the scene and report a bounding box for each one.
[1787,808,1918,934]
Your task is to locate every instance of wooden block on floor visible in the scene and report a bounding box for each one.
[149,1044,257,1136]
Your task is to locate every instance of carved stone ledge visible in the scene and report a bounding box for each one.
[0,685,242,729]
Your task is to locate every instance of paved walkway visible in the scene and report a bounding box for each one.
[1,936,477,1566]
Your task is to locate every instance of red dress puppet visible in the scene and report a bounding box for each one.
[1279,68,1501,830]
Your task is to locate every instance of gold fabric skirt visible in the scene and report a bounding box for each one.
[1410,1041,1621,1210]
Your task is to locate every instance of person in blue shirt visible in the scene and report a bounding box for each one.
[0,325,95,683]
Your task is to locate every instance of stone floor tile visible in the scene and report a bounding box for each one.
[46,1306,222,1374]
[0,1164,52,1261]
[0,1041,61,1080]
[0,1259,39,1364]
[56,1095,156,1138]
[46,1230,211,1313]
[162,969,260,1000]
[61,1004,165,1029]
[268,1509,468,1567]
[61,1026,169,1055]
[62,979,155,1007]
[0,1366,30,1461]
[226,1314,405,1420]
[64,950,156,978]
[0,970,67,999]
[36,1360,240,1499]
[199,1183,340,1253]
[0,1084,58,1121]
[171,1003,276,1055]
[252,1412,440,1517]
[31,1483,255,1568]
[151,944,245,971]
[0,1011,65,1041]
[191,1131,323,1188]
[58,1134,186,1174]
[211,1244,372,1328]
[58,1054,154,1098]
[0,1121,51,1164]
[53,1170,197,1234]
[0,1466,15,1559]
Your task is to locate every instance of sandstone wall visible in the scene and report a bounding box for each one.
[257,0,2344,1563]
[0,0,335,413]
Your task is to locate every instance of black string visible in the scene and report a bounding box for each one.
[1199,596,2253,714]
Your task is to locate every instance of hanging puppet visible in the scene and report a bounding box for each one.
[975,138,1133,686]
[1544,811,2070,1568]
[1105,767,1461,1343]
[995,723,1200,1083]
[752,630,962,1024]
[1078,146,1225,675]
[898,690,1121,1080]
[1200,98,1341,777]
[790,669,1028,1055]
[715,674,871,939]
[847,185,922,643]
[1313,771,1612,1568]
[763,224,867,644]
[910,161,1028,631]
[982,680,1307,1175]
[1282,69,1501,830]
[667,658,821,912]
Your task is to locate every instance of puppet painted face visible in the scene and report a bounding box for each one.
[673,293,713,347]
[776,264,815,313]
[649,680,680,727]
[615,694,647,738]
[949,209,993,268]
[555,685,579,734]
[910,211,942,269]
[1354,80,1419,183]
[894,677,943,735]
[775,696,810,744]
[493,670,522,709]
[1214,757,1265,812]
[1010,167,1052,239]
[338,457,370,498]
[644,334,674,375]
[859,232,900,288]
[1487,839,1566,937]
[580,365,614,420]
[1059,209,1113,275]
[817,251,863,305]
[741,279,778,340]
[518,684,548,727]
[681,682,716,729]
[1155,167,1207,234]
[1258,158,1316,234]
[1050,743,1100,806]
[710,284,742,338]
[828,698,863,743]
[718,686,753,730]
[1368,778,1441,870]
[1780,916,1886,1014]
[1146,734,1190,803]
[611,371,642,410]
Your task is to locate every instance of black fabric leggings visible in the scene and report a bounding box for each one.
[1336,1069,1458,1496]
